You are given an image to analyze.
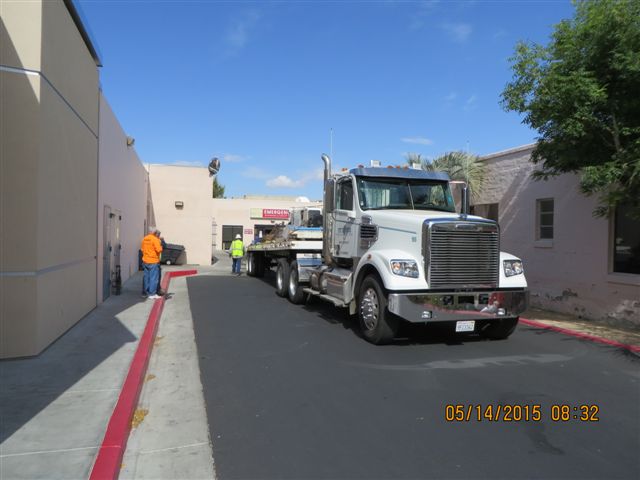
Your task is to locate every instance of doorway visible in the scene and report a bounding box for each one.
[222,225,243,250]
[102,205,121,301]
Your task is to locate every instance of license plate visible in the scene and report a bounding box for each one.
[455,320,475,332]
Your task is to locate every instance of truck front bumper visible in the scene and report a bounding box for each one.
[387,290,528,323]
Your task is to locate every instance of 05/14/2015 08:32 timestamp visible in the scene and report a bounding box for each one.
[444,404,600,423]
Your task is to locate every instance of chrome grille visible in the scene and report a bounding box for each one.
[425,221,499,288]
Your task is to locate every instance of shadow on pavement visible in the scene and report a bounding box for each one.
[251,267,491,347]
[0,280,145,444]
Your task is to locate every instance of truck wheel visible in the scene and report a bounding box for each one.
[358,275,398,345]
[287,260,307,304]
[480,317,518,340]
[275,259,290,297]
[247,253,256,277]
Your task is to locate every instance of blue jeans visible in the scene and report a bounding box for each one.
[232,257,242,274]
[143,263,160,295]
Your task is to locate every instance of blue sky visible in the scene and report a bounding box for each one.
[79,0,575,200]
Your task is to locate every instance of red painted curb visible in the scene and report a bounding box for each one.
[520,317,640,353]
[89,269,197,480]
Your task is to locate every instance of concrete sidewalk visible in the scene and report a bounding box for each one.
[0,271,157,479]
[0,261,226,480]
[1,251,637,479]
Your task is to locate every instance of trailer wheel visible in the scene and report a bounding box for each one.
[480,317,518,340]
[358,275,398,345]
[287,260,307,304]
[275,259,290,297]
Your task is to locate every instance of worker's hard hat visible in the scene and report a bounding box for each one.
[235,234,241,239]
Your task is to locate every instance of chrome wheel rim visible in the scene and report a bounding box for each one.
[276,265,284,290]
[360,287,379,330]
[288,268,298,297]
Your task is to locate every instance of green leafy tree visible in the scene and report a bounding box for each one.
[212,177,225,198]
[501,0,640,218]
[406,151,486,200]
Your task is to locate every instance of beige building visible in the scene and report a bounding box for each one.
[1,0,102,358]
[474,145,639,328]
[98,95,148,302]
[1,1,150,358]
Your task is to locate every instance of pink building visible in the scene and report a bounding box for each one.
[473,144,639,328]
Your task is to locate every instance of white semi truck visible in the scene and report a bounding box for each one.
[246,154,528,344]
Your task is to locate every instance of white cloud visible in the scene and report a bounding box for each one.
[225,10,260,56]
[222,153,247,163]
[401,136,433,146]
[267,175,304,188]
[265,168,324,189]
[442,22,472,43]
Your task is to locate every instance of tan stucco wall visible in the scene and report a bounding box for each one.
[148,165,214,265]
[477,145,640,327]
[1,0,42,71]
[98,95,148,300]
[0,1,99,358]
[41,0,99,135]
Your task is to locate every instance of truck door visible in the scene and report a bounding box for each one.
[332,177,357,259]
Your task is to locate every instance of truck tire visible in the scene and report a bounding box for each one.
[358,275,398,345]
[275,259,290,297]
[247,253,256,277]
[480,317,518,340]
[287,260,307,304]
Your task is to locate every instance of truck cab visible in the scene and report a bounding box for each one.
[247,154,528,345]
[307,156,528,344]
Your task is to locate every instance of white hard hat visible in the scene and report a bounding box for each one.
[235,234,241,239]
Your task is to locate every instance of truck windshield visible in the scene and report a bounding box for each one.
[356,177,455,212]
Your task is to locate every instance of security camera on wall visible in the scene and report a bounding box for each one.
[208,157,221,176]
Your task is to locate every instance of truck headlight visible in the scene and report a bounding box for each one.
[390,260,419,278]
[503,259,524,277]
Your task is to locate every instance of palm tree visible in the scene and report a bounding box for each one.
[405,153,424,169]
[406,151,486,200]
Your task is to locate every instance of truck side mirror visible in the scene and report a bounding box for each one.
[325,179,335,214]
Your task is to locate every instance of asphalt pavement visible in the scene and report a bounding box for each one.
[1,252,638,480]
[190,268,640,480]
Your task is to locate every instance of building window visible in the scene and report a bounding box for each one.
[613,205,640,274]
[536,198,554,240]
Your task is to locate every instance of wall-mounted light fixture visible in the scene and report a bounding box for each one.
[175,201,184,209]
[126,136,135,147]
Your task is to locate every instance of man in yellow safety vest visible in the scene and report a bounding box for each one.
[230,234,245,276]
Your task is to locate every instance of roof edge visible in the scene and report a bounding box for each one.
[63,0,102,67]
[480,143,536,161]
